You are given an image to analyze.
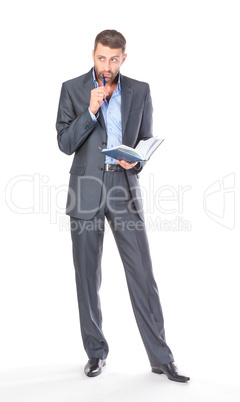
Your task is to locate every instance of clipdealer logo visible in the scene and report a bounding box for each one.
[4,172,236,231]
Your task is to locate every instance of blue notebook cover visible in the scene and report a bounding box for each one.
[100,147,143,163]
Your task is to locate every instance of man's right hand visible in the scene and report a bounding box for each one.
[89,87,109,115]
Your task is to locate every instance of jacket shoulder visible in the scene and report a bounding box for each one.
[121,75,150,90]
[62,69,92,88]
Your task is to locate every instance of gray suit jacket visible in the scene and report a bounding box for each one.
[56,68,153,220]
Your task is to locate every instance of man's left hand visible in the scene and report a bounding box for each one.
[116,160,138,170]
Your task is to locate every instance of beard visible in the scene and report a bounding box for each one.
[95,69,118,84]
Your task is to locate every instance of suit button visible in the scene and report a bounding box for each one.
[99,167,103,171]
[102,142,107,146]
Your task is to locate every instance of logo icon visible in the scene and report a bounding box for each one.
[203,173,235,229]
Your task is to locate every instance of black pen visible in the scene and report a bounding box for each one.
[102,74,105,87]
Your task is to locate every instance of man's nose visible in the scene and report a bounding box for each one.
[104,60,110,71]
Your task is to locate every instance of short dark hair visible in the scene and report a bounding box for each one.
[94,29,126,53]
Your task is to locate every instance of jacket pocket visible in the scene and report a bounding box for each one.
[128,107,143,117]
[69,166,85,176]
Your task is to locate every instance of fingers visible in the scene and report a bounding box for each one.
[116,160,137,170]
[89,87,108,115]
[93,86,108,100]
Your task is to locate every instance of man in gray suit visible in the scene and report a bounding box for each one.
[56,30,189,382]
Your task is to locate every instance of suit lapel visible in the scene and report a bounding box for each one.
[82,69,106,129]
[97,108,106,129]
[121,75,133,142]
[82,69,94,102]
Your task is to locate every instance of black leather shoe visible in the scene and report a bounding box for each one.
[152,362,190,383]
[84,358,106,377]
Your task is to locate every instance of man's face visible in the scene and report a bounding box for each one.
[92,43,127,84]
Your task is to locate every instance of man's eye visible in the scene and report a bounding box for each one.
[111,58,116,62]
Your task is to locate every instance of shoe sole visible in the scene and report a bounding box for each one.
[152,368,164,374]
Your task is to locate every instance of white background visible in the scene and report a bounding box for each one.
[1,0,240,401]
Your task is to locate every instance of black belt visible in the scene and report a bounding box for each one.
[104,164,124,172]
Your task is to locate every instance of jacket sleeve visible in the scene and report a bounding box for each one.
[134,84,153,173]
[56,82,97,155]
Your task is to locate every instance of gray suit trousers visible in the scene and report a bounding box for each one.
[70,171,174,367]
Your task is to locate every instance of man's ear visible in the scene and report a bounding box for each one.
[121,53,127,66]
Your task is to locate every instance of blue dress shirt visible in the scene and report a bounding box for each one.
[88,69,122,164]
